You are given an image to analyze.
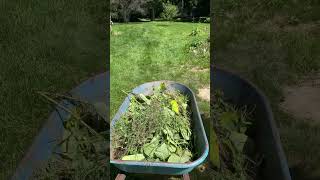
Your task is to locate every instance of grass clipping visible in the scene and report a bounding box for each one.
[112,83,193,163]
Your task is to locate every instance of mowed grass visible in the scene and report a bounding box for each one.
[110,22,210,117]
[0,0,107,178]
[213,0,320,179]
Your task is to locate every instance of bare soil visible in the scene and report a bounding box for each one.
[280,73,320,121]
[197,86,210,102]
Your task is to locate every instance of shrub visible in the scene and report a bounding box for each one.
[160,3,178,20]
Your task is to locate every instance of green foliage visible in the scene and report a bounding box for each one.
[160,3,178,20]
[122,154,145,161]
[210,90,258,180]
[112,83,193,163]
[32,94,109,179]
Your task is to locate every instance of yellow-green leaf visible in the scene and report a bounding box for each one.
[170,100,179,114]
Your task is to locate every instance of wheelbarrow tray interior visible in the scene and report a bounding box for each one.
[212,67,291,180]
[110,81,209,175]
[12,72,109,180]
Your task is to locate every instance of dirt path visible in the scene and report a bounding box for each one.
[280,73,320,121]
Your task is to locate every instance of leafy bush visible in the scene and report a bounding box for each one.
[160,3,178,20]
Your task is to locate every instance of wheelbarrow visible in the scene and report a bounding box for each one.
[212,67,292,180]
[110,81,209,179]
[12,72,109,180]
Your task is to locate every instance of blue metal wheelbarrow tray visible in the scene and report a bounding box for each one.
[12,72,109,180]
[110,81,209,175]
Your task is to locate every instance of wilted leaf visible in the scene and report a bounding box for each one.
[122,154,145,161]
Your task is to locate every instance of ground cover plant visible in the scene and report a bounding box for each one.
[31,93,109,179]
[112,83,194,163]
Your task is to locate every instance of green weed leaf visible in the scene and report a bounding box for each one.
[155,143,170,161]
[121,154,145,161]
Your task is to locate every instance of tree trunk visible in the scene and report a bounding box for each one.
[151,7,155,21]
[123,10,129,23]
[181,0,184,15]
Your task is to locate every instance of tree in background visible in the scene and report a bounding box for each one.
[111,0,209,22]
[111,0,151,22]
[145,0,163,21]
[160,2,178,20]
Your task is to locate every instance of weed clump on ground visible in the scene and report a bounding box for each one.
[112,83,194,163]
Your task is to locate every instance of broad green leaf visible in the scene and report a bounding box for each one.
[170,100,179,114]
[167,149,192,163]
[168,144,176,152]
[180,128,190,140]
[150,135,160,143]
[143,142,159,158]
[122,154,145,161]
[176,147,183,156]
[230,131,247,152]
[220,111,238,131]
[209,127,220,168]
[155,143,170,161]
[143,135,159,158]
[167,154,181,163]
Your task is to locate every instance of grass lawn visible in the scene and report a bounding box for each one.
[0,0,107,178]
[213,0,320,179]
[110,21,210,117]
